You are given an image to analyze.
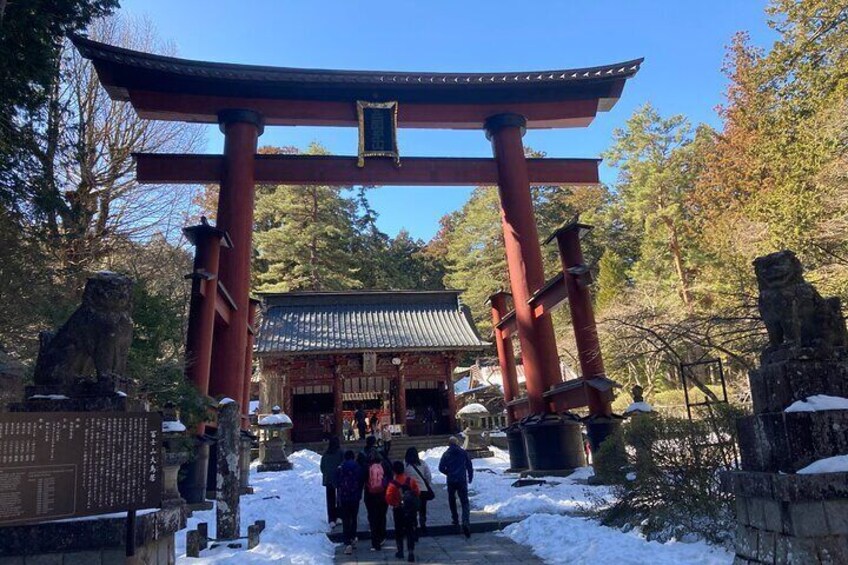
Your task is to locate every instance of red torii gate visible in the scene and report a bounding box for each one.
[73,35,641,473]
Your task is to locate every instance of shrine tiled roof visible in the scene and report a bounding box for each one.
[256,291,489,355]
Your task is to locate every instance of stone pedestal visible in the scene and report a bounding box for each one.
[504,423,528,472]
[731,356,848,563]
[461,425,494,459]
[0,506,184,564]
[216,400,241,541]
[731,471,848,564]
[521,413,586,475]
[258,436,293,472]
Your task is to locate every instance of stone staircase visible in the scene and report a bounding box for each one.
[293,433,454,457]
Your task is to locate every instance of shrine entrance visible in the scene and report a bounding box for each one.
[73,34,642,474]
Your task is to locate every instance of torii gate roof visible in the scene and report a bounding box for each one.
[72,35,642,129]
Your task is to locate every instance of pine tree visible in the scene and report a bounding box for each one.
[253,143,362,292]
[604,104,702,310]
[596,249,629,311]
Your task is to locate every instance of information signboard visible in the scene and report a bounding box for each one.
[0,412,162,526]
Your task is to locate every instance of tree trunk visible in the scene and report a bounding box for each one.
[665,217,693,311]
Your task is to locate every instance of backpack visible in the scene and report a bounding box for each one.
[392,478,420,516]
[367,462,385,494]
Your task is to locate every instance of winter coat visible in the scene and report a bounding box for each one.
[335,460,364,504]
[320,449,344,487]
[385,473,420,508]
[405,461,433,494]
[438,444,473,485]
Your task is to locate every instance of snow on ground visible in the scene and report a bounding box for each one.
[502,514,732,565]
[422,445,731,564]
[785,394,848,412]
[176,450,334,564]
[797,454,848,474]
[422,446,613,518]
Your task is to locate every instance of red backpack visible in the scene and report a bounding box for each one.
[367,462,385,494]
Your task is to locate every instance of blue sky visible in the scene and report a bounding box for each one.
[121,0,776,241]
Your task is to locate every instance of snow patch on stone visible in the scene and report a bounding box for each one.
[29,394,70,400]
[162,420,186,433]
[218,397,237,406]
[797,454,848,474]
[624,401,653,414]
[785,395,848,413]
[259,413,292,426]
[457,402,489,416]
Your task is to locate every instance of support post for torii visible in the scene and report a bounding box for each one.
[241,298,260,430]
[488,291,529,472]
[183,219,232,433]
[548,219,621,459]
[208,110,263,410]
[180,219,231,507]
[487,292,521,424]
[486,113,583,474]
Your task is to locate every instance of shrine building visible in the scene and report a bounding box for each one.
[254,290,489,443]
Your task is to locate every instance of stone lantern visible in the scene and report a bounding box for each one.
[257,405,293,472]
[160,403,190,522]
[623,384,653,418]
[457,402,493,459]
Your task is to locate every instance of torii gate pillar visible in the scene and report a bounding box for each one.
[485,113,563,414]
[208,110,263,407]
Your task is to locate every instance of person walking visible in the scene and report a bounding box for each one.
[386,460,420,562]
[363,450,390,551]
[319,437,344,526]
[369,411,380,436]
[438,436,473,538]
[343,418,352,442]
[404,447,434,536]
[423,405,436,436]
[355,405,367,440]
[360,434,381,462]
[381,424,393,458]
[335,450,364,555]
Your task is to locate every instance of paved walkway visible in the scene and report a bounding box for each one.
[333,531,543,564]
[331,483,542,564]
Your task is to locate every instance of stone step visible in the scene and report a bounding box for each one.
[294,434,455,456]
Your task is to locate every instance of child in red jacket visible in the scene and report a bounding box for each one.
[385,460,420,562]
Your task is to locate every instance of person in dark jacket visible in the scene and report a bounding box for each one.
[438,436,473,538]
[354,406,367,439]
[360,435,386,468]
[335,450,364,554]
[319,436,344,525]
[423,406,436,436]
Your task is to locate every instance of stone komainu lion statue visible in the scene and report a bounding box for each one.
[753,250,847,356]
[33,272,134,387]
